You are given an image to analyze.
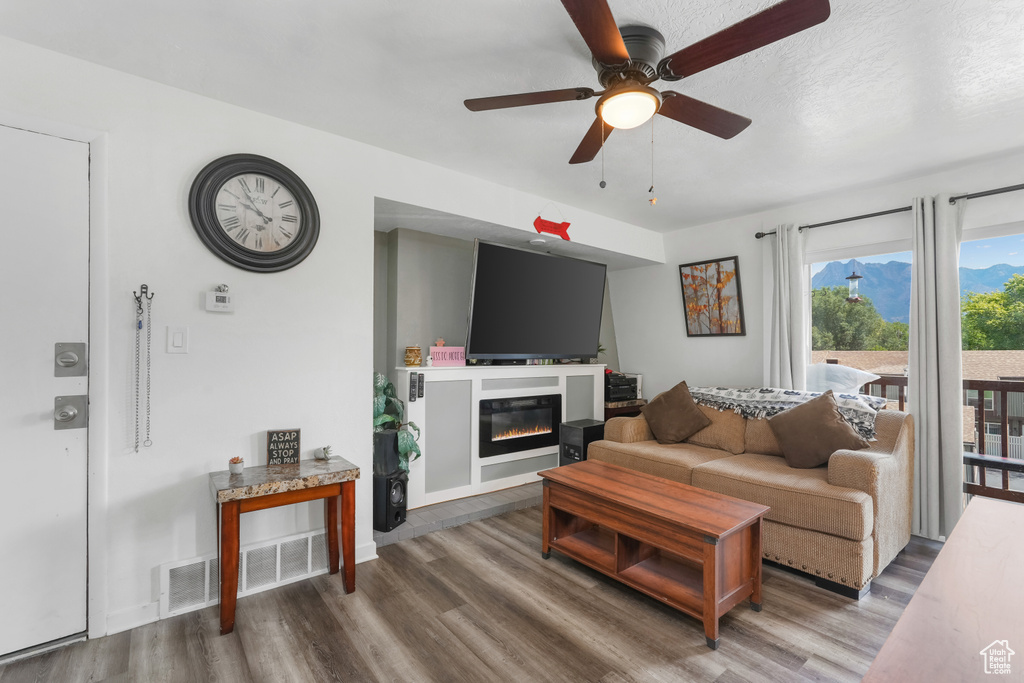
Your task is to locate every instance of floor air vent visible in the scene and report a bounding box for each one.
[160,530,328,618]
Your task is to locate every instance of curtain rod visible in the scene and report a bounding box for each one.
[753,180,1024,239]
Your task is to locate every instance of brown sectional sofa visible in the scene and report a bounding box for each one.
[587,407,915,595]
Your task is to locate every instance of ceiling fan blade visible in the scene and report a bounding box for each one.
[659,0,830,80]
[569,117,614,165]
[464,87,595,112]
[658,92,751,139]
[560,0,630,66]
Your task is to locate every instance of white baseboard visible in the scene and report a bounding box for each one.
[106,602,160,635]
[105,540,378,636]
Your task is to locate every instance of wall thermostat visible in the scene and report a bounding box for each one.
[205,287,235,312]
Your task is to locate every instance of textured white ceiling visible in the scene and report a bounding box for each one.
[2,0,1023,232]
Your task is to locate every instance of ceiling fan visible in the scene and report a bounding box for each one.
[464,0,831,164]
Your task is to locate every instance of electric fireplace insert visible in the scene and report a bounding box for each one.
[479,394,561,458]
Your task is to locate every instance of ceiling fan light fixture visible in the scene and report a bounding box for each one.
[597,86,662,130]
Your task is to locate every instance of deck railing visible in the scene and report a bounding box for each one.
[861,377,1024,459]
[861,376,1024,503]
[963,452,1024,504]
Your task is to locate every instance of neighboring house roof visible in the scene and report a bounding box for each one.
[810,350,909,376]
[812,350,1024,382]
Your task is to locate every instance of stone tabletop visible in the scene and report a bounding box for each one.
[209,456,360,503]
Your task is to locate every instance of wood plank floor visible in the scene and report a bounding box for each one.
[0,507,941,683]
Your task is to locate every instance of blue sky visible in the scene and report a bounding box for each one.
[811,233,1024,274]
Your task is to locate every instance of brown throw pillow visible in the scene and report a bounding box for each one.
[641,381,711,444]
[768,390,870,468]
[686,405,746,455]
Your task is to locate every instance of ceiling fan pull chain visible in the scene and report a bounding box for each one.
[649,116,657,206]
[599,119,607,188]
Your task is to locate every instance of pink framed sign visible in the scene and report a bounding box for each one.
[430,346,465,367]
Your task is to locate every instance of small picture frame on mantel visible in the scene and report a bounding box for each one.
[267,429,300,465]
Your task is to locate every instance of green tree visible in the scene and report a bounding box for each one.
[868,321,909,351]
[811,286,885,350]
[961,274,1024,350]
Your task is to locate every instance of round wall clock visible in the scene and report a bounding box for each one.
[188,154,320,272]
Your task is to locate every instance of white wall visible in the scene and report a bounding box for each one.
[387,229,475,371]
[612,149,1024,399]
[0,36,664,636]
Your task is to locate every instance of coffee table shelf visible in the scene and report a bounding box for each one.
[553,525,616,573]
[619,553,704,611]
[541,460,768,649]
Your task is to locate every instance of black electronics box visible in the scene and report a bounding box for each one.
[605,373,638,402]
[559,419,605,467]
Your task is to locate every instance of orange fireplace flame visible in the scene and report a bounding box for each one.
[493,425,552,441]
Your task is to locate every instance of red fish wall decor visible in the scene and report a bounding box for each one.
[533,216,571,241]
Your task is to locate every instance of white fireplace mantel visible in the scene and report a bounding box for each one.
[393,364,605,508]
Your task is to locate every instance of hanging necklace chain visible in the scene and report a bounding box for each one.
[134,304,142,453]
[133,285,154,452]
[144,295,153,447]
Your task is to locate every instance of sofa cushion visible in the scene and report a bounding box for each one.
[640,381,710,444]
[587,439,734,486]
[768,390,870,468]
[744,417,783,456]
[686,405,745,454]
[692,453,873,542]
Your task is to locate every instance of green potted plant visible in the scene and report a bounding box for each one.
[373,372,421,474]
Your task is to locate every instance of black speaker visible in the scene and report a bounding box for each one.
[559,419,605,466]
[373,471,408,532]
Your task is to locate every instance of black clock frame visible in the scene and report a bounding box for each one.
[188,154,320,272]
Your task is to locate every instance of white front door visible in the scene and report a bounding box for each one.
[0,124,89,656]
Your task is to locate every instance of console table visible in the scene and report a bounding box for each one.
[864,497,1024,681]
[209,457,360,635]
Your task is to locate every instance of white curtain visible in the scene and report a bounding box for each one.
[769,224,807,390]
[909,194,966,540]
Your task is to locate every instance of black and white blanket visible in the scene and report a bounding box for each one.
[689,386,887,440]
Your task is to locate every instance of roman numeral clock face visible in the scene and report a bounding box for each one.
[216,174,301,253]
[188,155,320,272]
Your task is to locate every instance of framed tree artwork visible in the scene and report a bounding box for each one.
[679,256,746,337]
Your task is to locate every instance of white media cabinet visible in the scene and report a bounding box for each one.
[393,364,605,509]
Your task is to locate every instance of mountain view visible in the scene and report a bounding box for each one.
[811,259,1024,323]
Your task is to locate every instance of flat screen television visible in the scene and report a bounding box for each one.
[465,241,606,360]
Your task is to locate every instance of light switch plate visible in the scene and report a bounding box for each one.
[166,326,189,354]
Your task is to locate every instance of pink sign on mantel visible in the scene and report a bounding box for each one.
[430,346,465,367]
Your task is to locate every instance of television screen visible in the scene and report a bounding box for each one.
[466,241,606,359]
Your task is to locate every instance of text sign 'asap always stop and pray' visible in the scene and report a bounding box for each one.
[267,429,300,465]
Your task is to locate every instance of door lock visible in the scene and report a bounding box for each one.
[55,405,78,422]
[54,342,88,377]
[54,395,88,430]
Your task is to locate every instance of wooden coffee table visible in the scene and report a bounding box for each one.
[540,460,769,649]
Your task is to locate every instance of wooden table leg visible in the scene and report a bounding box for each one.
[325,493,340,575]
[541,483,551,559]
[219,500,240,635]
[703,538,720,650]
[341,479,355,593]
[750,518,763,611]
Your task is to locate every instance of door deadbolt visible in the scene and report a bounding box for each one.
[56,351,79,367]
[54,342,88,377]
[54,395,88,430]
